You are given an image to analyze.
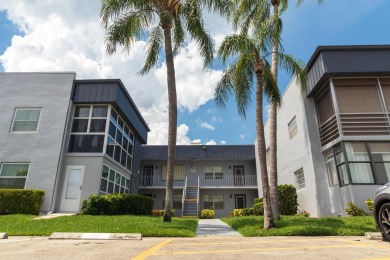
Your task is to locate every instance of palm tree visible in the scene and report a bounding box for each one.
[268,0,323,221]
[215,0,307,229]
[100,0,229,222]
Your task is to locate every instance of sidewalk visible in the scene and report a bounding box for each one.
[195,219,242,237]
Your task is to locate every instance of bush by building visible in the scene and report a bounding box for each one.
[81,193,153,215]
[0,189,45,215]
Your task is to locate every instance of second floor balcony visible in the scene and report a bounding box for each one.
[139,175,258,189]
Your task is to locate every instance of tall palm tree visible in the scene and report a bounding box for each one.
[216,0,307,229]
[100,0,229,222]
[268,0,323,221]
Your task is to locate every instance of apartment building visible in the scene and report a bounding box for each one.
[262,45,390,217]
[0,72,149,213]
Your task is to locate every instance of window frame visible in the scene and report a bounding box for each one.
[203,194,224,210]
[204,166,224,180]
[10,108,42,133]
[99,164,131,194]
[288,116,298,140]
[294,168,305,190]
[0,162,30,189]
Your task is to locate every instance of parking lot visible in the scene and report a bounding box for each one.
[1,236,390,260]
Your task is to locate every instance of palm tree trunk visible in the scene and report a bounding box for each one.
[162,14,177,223]
[270,1,280,221]
[255,58,274,230]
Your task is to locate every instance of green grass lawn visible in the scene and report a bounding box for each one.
[221,215,377,237]
[0,215,198,237]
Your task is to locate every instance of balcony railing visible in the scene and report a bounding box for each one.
[140,176,184,187]
[199,176,257,187]
[139,175,257,187]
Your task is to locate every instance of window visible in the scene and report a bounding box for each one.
[204,166,223,180]
[68,105,107,153]
[99,165,130,194]
[0,163,29,188]
[325,152,338,187]
[106,108,134,171]
[204,194,224,209]
[345,142,374,184]
[288,116,298,140]
[369,142,390,184]
[11,109,41,133]
[162,165,185,180]
[294,168,305,190]
[163,194,182,209]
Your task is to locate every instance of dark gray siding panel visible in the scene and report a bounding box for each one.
[72,80,149,143]
[141,145,255,161]
[307,53,326,95]
[131,138,143,193]
[306,46,390,96]
[115,86,149,143]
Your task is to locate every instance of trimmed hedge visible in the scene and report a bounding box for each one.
[0,189,45,215]
[81,194,154,215]
[252,184,299,216]
[278,184,299,215]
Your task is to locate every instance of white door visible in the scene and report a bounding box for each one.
[59,166,84,212]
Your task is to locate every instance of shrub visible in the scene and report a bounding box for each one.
[151,209,175,217]
[200,209,214,219]
[345,202,367,216]
[254,198,263,204]
[278,184,299,215]
[81,194,154,215]
[253,202,264,216]
[248,208,255,216]
[365,198,374,212]
[299,210,310,217]
[233,209,243,217]
[0,189,45,215]
[242,208,251,216]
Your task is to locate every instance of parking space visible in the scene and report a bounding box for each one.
[133,236,390,260]
[1,236,389,260]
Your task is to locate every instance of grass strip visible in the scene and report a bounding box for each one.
[221,215,376,237]
[0,215,198,237]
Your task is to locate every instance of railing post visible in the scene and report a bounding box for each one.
[181,177,187,217]
[197,176,200,217]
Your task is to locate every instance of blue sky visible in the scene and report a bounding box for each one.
[0,0,388,145]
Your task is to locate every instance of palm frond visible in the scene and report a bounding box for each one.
[172,16,185,54]
[217,34,257,64]
[181,1,214,67]
[138,26,163,75]
[232,53,255,118]
[278,53,307,94]
[105,10,153,55]
[100,0,157,28]
[262,61,280,106]
[215,67,235,109]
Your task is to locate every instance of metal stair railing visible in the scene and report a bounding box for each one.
[181,177,187,217]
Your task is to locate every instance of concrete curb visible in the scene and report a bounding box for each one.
[365,232,382,240]
[0,232,8,239]
[49,232,142,240]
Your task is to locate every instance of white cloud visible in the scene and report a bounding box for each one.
[200,121,215,131]
[0,1,231,145]
[205,140,216,145]
[239,134,245,139]
[220,140,226,145]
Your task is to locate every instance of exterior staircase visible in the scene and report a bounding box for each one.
[182,186,198,217]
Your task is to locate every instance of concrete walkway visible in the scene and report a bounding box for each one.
[33,213,76,220]
[195,219,242,237]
